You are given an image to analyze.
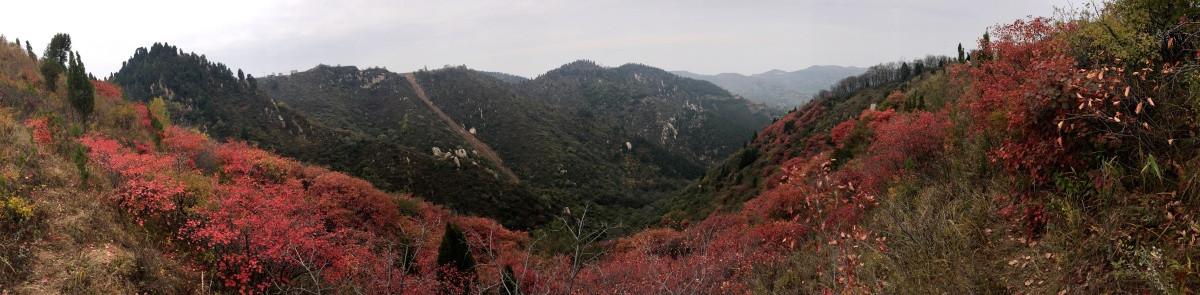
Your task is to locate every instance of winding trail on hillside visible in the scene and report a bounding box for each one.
[402,73,520,182]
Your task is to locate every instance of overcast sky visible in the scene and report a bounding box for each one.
[4,0,1080,78]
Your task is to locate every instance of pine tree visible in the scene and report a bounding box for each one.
[437,222,475,272]
[247,74,257,89]
[978,32,992,62]
[437,222,475,293]
[957,43,966,63]
[67,51,95,119]
[25,41,36,60]
[40,33,71,91]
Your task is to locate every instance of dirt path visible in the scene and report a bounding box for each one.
[402,73,520,182]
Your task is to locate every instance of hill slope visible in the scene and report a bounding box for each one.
[108,44,546,229]
[263,62,780,225]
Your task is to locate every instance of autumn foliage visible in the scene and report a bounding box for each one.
[79,116,536,293]
[21,1,1196,292]
[91,80,122,100]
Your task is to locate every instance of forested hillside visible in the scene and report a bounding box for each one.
[257,65,467,155]
[107,44,547,229]
[263,62,779,226]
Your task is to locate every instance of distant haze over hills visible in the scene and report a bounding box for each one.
[673,65,866,108]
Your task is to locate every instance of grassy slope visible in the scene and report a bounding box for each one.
[0,39,194,293]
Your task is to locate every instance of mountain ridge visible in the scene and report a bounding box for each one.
[672,65,866,107]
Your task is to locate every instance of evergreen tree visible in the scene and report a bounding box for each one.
[25,40,39,59]
[899,62,912,79]
[957,43,966,63]
[67,51,95,119]
[247,74,257,89]
[437,222,475,293]
[40,33,71,91]
[437,222,475,272]
[978,32,992,62]
[238,69,245,83]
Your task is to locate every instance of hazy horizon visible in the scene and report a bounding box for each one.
[5,0,1076,78]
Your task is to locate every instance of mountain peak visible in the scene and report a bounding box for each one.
[559,60,603,71]
[761,69,789,75]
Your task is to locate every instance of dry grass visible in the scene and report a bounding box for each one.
[0,40,200,294]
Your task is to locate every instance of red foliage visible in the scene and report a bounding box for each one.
[830,120,856,147]
[858,108,895,129]
[960,18,1141,237]
[184,176,380,292]
[81,134,186,224]
[858,110,950,194]
[885,90,906,107]
[24,116,52,146]
[162,125,208,157]
[92,80,123,100]
[756,103,830,162]
[964,18,1078,184]
[83,124,477,293]
[133,103,152,128]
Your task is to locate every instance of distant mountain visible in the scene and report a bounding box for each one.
[261,61,780,224]
[523,61,780,166]
[672,65,866,107]
[110,44,548,229]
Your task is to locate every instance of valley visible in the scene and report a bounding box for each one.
[2,0,1198,293]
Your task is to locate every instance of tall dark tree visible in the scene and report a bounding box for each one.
[237,68,245,83]
[957,43,966,63]
[437,222,475,272]
[39,33,71,91]
[26,41,36,60]
[899,62,912,79]
[246,74,257,90]
[67,51,95,119]
[437,222,475,293]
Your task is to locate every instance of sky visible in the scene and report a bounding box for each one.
[3,0,1082,78]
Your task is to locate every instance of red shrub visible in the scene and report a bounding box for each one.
[830,120,856,147]
[24,117,52,146]
[162,126,208,157]
[858,110,950,194]
[885,90,906,107]
[959,17,1139,236]
[92,80,123,100]
[81,134,186,224]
